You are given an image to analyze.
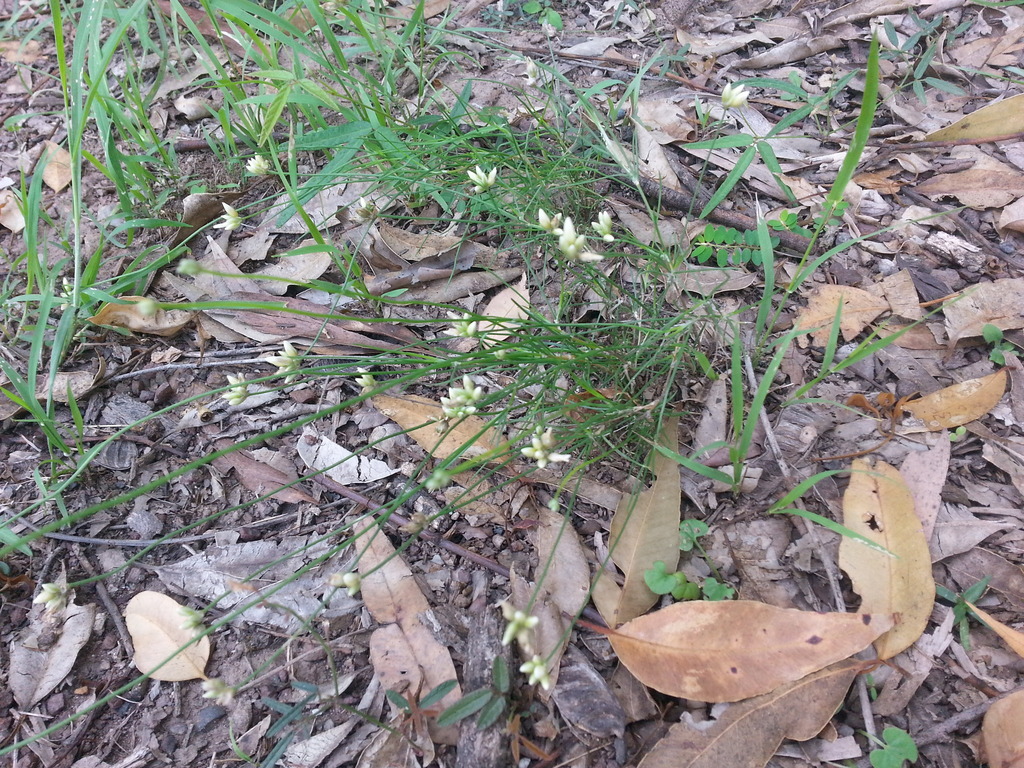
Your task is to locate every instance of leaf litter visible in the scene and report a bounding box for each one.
[4,0,1024,765]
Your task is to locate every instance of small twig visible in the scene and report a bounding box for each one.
[913,699,991,747]
[79,550,134,658]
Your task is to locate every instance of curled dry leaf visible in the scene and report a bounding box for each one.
[926,94,1024,142]
[839,459,934,660]
[124,591,210,681]
[982,688,1024,768]
[606,600,892,702]
[39,141,72,192]
[903,370,1007,430]
[638,659,868,768]
[0,188,26,233]
[88,296,195,338]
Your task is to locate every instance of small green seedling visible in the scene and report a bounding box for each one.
[868,726,919,768]
[436,657,509,729]
[644,520,736,602]
[936,578,990,651]
[521,0,563,29]
[645,560,701,600]
[949,425,967,442]
[982,323,1019,366]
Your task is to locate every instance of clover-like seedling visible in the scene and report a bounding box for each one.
[868,726,918,768]
[644,560,701,601]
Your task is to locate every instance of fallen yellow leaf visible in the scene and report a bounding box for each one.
[903,370,1007,430]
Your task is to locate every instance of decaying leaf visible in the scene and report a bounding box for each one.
[942,278,1024,347]
[967,602,1024,658]
[982,688,1024,768]
[899,434,951,543]
[638,659,867,768]
[794,285,889,347]
[10,600,96,708]
[926,94,1024,142]
[532,505,591,619]
[356,520,462,742]
[211,440,318,504]
[594,418,682,627]
[0,188,26,233]
[372,393,508,462]
[903,370,1007,430]
[839,459,934,659]
[607,600,891,702]
[124,591,210,681]
[39,141,72,192]
[477,274,531,347]
[88,296,195,337]
[296,426,397,485]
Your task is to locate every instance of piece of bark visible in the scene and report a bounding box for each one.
[456,577,513,768]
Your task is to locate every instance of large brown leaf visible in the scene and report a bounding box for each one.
[593,418,681,627]
[839,459,934,659]
[607,600,891,702]
[639,659,868,768]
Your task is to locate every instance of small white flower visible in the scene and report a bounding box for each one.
[578,251,605,263]
[521,427,570,469]
[179,606,205,634]
[329,571,362,597]
[33,582,68,613]
[213,203,242,231]
[443,312,479,339]
[440,374,484,419]
[177,259,201,276]
[264,341,302,384]
[135,298,158,317]
[425,468,452,491]
[519,655,552,690]
[500,604,540,647]
[721,82,749,110]
[467,165,498,194]
[523,57,541,87]
[353,368,376,391]
[538,208,562,234]
[202,678,235,707]
[557,217,588,261]
[592,211,615,242]
[246,155,271,175]
[223,374,250,407]
[353,197,378,222]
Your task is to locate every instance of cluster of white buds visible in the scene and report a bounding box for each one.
[353,368,376,391]
[467,166,497,194]
[520,654,552,690]
[521,426,570,468]
[721,82,749,110]
[33,582,68,614]
[179,605,205,635]
[592,211,615,242]
[246,155,271,175]
[202,678,235,707]
[352,196,378,222]
[538,210,605,263]
[214,203,242,231]
[222,374,250,407]
[523,57,542,87]
[329,571,362,597]
[443,311,479,339]
[425,468,451,491]
[263,341,302,384]
[440,374,484,419]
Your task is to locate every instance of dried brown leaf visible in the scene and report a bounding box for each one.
[794,285,889,347]
[926,94,1024,142]
[124,591,210,681]
[10,601,96,707]
[982,688,1024,768]
[595,418,681,627]
[967,602,1024,659]
[211,440,318,504]
[608,600,891,702]
[903,370,1008,430]
[638,659,867,768]
[839,459,934,659]
[88,296,195,337]
[372,393,508,462]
